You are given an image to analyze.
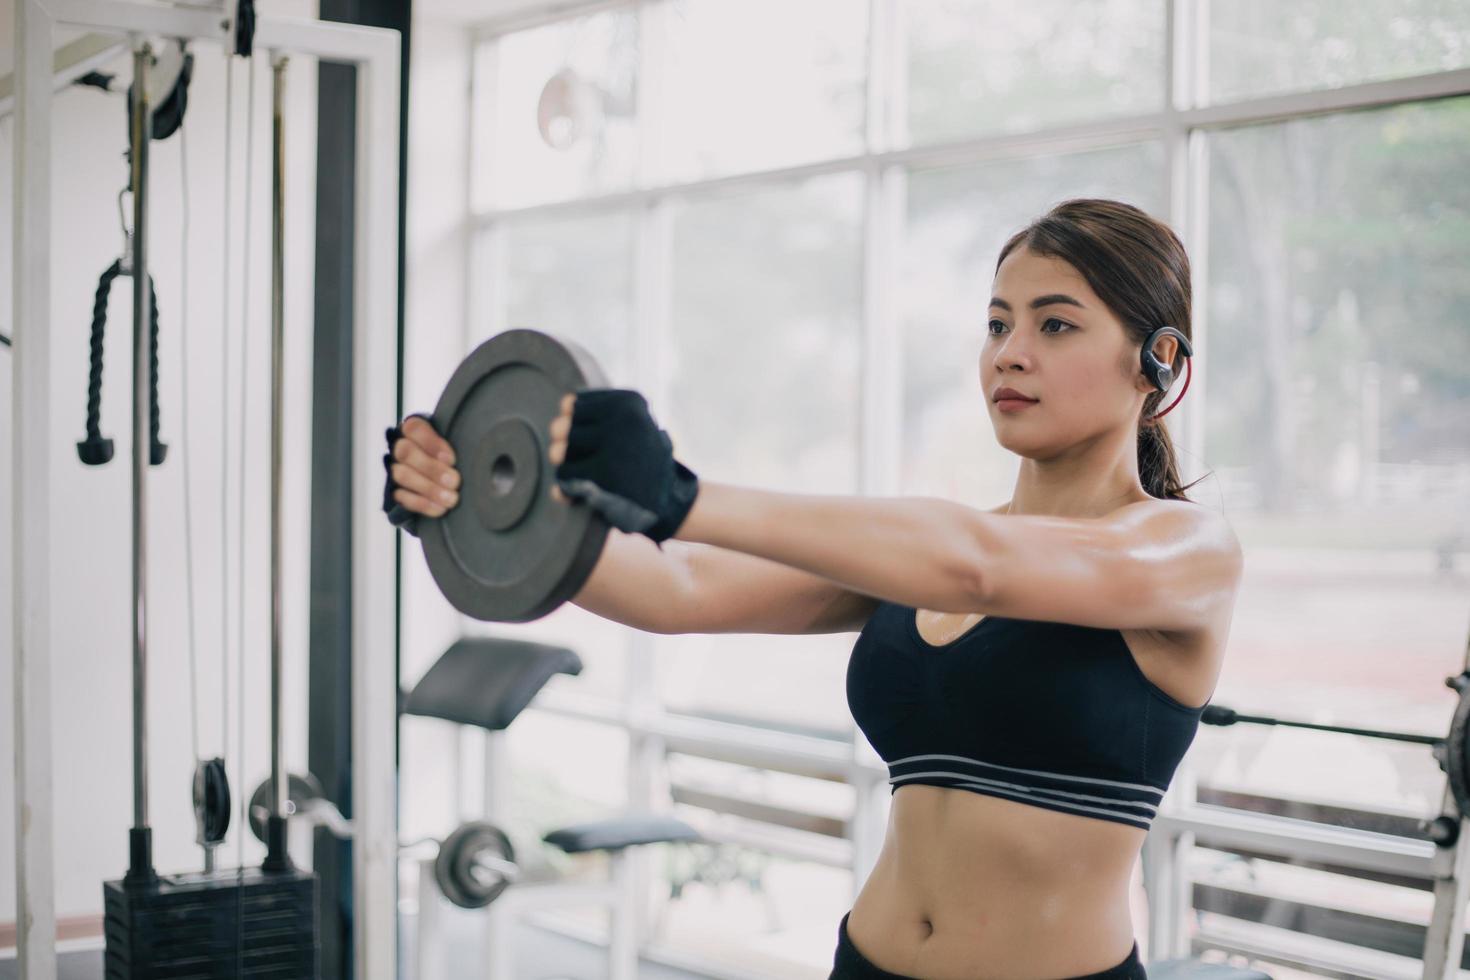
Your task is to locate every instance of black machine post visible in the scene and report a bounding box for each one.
[125,40,157,889]
[262,52,293,874]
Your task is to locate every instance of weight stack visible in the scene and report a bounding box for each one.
[103,867,319,978]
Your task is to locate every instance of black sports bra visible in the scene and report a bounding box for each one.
[845,601,1208,832]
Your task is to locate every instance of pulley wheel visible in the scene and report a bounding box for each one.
[192,757,232,846]
[420,328,610,623]
[247,771,326,843]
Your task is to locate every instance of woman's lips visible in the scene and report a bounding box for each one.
[995,397,1038,413]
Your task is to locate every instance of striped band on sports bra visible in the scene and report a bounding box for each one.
[886,753,1167,831]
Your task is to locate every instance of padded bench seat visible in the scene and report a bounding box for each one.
[542,813,703,854]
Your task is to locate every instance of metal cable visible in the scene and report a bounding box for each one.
[238,54,256,871]
[221,44,234,774]
[181,113,200,765]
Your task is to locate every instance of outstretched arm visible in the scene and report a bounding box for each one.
[676,485,1241,635]
[676,481,990,614]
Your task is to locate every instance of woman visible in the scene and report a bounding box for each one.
[386,198,1243,980]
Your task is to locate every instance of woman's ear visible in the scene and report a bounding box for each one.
[1135,333,1179,392]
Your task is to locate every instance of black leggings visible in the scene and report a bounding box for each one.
[829,911,1148,980]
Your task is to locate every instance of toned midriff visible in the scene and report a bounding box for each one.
[845,783,1144,979]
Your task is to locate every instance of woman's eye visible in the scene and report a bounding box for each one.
[986,317,1072,335]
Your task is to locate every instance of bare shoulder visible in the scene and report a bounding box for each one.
[1109,498,1242,700]
[1111,495,1241,546]
[1108,496,1242,583]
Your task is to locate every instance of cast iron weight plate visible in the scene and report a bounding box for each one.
[420,328,611,622]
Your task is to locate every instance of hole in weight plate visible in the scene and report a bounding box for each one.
[490,453,516,496]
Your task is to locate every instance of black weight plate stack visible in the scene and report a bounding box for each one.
[103,866,318,977]
[420,329,610,622]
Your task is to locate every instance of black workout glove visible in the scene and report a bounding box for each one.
[382,412,433,538]
[554,389,699,548]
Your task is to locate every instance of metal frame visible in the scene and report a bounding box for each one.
[0,32,128,119]
[9,1,400,976]
[469,0,633,45]
[452,0,1470,977]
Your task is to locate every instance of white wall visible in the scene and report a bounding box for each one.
[1,0,324,927]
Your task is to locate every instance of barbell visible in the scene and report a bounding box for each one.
[1201,668,1470,845]
[247,775,520,909]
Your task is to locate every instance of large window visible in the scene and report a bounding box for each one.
[901,143,1168,504]
[1191,95,1470,823]
[905,0,1166,144]
[1206,0,1470,103]
[472,7,640,210]
[661,0,869,181]
[656,172,864,732]
[459,1,1470,975]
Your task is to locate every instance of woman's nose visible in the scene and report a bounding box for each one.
[991,335,1033,371]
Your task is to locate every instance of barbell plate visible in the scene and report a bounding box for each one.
[420,329,611,623]
[1446,672,1470,819]
[434,820,517,909]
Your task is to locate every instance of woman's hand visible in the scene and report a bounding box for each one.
[545,389,700,547]
[548,393,574,505]
[383,414,461,535]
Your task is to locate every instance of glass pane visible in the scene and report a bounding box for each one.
[660,0,868,182]
[513,753,859,974]
[656,172,865,733]
[540,843,856,977]
[664,751,856,953]
[506,713,629,850]
[479,210,638,701]
[905,0,1164,146]
[900,143,1168,505]
[494,209,638,385]
[1207,0,1470,104]
[666,173,864,499]
[400,688,630,863]
[473,8,640,210]
[1195,96,1470,823]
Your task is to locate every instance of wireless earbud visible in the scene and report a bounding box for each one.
[1140,325,1192,392]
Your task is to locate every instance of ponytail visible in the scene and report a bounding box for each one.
[1138,414,1200,502]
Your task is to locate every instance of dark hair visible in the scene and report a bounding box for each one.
[994,198,1205,502]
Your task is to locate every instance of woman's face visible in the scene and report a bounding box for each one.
[981,246,1147,459]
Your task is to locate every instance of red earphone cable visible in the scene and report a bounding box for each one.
[1150,355,1192,421]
